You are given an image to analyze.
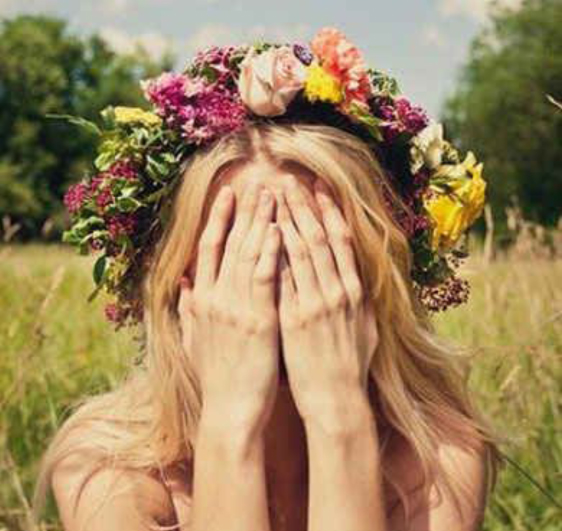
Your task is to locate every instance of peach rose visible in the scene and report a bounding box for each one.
[237,45,308,117]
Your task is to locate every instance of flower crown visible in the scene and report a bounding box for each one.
[60,26,487,331]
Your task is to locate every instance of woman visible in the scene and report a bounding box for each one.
[33,28,505,531]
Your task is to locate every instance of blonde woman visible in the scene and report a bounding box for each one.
[33,28,505,531]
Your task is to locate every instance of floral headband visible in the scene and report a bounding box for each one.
[59,26,487,330]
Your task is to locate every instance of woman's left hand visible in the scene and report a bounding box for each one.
[274,174,379,428]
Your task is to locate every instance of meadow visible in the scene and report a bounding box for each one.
[0,236,560,531]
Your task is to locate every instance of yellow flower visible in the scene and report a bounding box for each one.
[114,106,162,127]
[423,151,487,252]
[303,62,343,105]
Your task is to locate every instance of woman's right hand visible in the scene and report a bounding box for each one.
[178,181,281,437]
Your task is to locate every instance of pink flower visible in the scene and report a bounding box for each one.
[104,302,127,325]
[107,213,137,240]
[310,27,373,112]
[237,45,308,117]
[378,97,429,142]
[63,181,90,214]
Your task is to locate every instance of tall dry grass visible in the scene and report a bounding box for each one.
[0,206,560,531]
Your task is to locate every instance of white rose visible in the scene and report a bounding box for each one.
[410,121,445,174]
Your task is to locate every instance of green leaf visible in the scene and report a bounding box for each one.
[121,184,141,198]
[73,215,105,233]
[87,283,104,303]
[116,196,142,212]
[93,255,107,285]
[348,102,383,142]
[45,113,102,136]
[62,229,81,245]
[94,150,116,172]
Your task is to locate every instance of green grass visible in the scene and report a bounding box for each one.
[0,243,560,531]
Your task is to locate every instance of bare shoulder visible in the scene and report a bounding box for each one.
[50,421,177,531]
[385,433,489,530]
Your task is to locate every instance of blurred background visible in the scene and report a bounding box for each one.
[0,0,560,530]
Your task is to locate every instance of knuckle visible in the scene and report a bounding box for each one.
[292,241,309,261]
[301,301,327,324]
[199,233,222,253]
[336,227,353,245]
[238,247,261,264]
[347,281,363,307]
[190,294,207,317]
[327,289,348,310]
[240,314,266,336]
[211,300,236,325]
[309,227,328,249]
[253,269,275,285]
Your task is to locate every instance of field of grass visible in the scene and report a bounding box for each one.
[0,242,560,531]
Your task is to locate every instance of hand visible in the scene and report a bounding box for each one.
[274,175,379,427]
[178,181,282,437]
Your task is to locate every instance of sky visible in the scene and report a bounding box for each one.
[0,0,522,118]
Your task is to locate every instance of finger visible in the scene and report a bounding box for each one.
[216,180,264,286]
[314,179,363,306]
[274,189,323,307]
[178,275,193,315]
[284,177,344,304]
[253,221,281,309]
[194,185,235,290]
[178,275,194,349]
[237,188,276,299]
[278,255,297,323]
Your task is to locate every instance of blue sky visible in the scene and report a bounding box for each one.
[0,0,520,117]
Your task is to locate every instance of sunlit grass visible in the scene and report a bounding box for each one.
[0,242,560,530]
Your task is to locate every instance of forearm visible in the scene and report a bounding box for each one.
[191,413,271,531]
[304,390,388,531]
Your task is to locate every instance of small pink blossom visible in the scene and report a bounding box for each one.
[63,181,90,214]
[107,213,137,240]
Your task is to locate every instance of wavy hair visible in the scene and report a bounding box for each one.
[32,121,506,529]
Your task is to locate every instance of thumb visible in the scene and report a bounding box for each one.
[178,275,193,314]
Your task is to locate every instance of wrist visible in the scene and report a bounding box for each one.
[302,387,375,440]
[198,409,265,459]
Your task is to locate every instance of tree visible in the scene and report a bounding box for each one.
[0,15,174,239]
[442,0,562,239]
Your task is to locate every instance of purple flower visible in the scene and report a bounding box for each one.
[108,160,137,180]
[104,302,127,325]
[95,188,113,210]
[377,96,429,142]
[181,85,247,145]
[107,213,137,240]
[293,43,314,66]
[141,72,194,122]
[191,45,239,83]
[141,70,247,145]
[63,181,90,214]
[417,273,470,312]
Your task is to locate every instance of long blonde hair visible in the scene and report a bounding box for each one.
[33,121,506,528]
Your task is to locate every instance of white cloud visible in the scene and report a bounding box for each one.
[98,0,132,16]
[185,23,238,53]
[99,27,174,60]
[421,25,447,48]
[438,0,523,21]
[184,22,311,55]
[0,0,50,17]
[100,22,313,66]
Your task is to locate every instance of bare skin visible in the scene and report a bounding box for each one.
[51,158,488,531]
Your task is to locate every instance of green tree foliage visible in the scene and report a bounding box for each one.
[0,15,174,239]
[442,0,562,238]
